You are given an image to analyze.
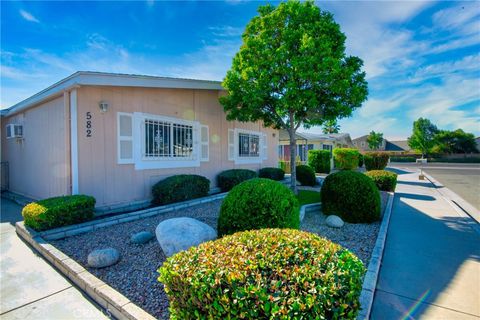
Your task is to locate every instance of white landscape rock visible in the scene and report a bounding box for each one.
[326,215,344,228]
[87,248,120,268]
[156,217,217,257]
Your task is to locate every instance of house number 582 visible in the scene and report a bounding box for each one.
[86,112,92,137]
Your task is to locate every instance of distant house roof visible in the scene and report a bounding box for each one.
[279,129,353,147]
[2,71,223,117]
[386,140,411,152]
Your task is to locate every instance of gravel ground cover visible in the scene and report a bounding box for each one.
[52,191,389,319]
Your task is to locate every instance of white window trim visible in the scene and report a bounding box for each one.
[117,112,134,164]
[233,128,264,165]
[133,112,201,170]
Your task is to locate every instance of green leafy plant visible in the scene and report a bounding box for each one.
[358,154,364,167]
[321,170,381,223]
[308,150,331,173]
[259,167,285,181]
[333,148,360,170]
[365,170,398,192]
[218,178,299,236]
[152,175,210,206]
[366,131,383,150]
[296,165,317,186]
[158,228,365,320]
[22,195,95,231]
[364,152,390,171]
[217,169,257,192]
[408,117,438,158]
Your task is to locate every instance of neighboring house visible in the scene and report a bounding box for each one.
[278,130,353,161]
[1,71,278,209]
[352,135,411,153]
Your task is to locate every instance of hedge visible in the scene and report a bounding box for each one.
[308,150,331,173]
[22,195,95,231]
[158,228,365,319]
[152,174,210,206]
[321,170,381,223]
[390,156,416,162]
[217,178,299,236]
[333,148,360,170]
[364,152,390,171]
[365,170,398,191]
[296,165,317,186]
[358,154,364,167]
[258,167,285,181]
[217,169,257,192]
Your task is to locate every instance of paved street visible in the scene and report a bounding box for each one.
[390,162,480,210]
[371,168,480,319]
[0,198,109,319]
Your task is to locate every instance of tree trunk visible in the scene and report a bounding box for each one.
[288,118,298,195]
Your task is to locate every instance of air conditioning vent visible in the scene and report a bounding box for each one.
[6,124,23,139]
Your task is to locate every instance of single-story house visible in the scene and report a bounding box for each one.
[352,135,411,153]
[1,71,278,210]
[278,130,353,161]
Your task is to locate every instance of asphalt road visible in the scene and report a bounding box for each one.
[389,162,480,210]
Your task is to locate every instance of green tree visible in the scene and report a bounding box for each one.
[435,129,478,155]
[366,131,383,150]
[322,119,341,134]
[408,118,438,158]
[220,0,368,192]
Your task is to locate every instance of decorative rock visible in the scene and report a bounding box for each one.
[131,231,154,244]
[87,248,120,268]
[155,217,216,257]
[326,215,344,228]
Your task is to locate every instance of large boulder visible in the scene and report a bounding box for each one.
[156,217,216,257]
[326,215,344,228]
[87,248,120,268]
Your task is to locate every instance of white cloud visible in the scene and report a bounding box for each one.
[19,9,40,23]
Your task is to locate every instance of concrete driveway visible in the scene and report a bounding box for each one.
[0,198,109,319]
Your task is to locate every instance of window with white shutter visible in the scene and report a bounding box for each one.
[228,129,234,161]
[117,112,134,164]
[200,125,209,162]
[262,133,268,160]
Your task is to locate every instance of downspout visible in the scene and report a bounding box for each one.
[70,88,79,194]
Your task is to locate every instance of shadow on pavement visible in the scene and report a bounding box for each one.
[397,180,443,189]
[386,167,412,175]
[393,192,436,201]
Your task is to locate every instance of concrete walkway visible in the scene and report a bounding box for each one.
[0,198,109,319]
[371,168,480,319]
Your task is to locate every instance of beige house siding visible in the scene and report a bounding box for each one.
[1,96,70,200]
[75,86,278,208]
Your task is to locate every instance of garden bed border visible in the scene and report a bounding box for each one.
[357,191,394,320]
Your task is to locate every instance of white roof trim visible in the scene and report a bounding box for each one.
[3,71,223,117]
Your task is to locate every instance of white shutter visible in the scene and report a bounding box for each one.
[262,133,268,160]
[117,112,134,164]
[228,129,235,161]
[200,125,209,162]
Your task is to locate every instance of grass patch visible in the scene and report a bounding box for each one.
[296,190,320,206]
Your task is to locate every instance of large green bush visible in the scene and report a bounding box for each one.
[365,170,398,192]
[22,195,95,231]
[158,228,365,320]
[218,178,299,236]
[308,150,331,173]
[364,152,390,171]
[259,167,285,181]
[296,165,317,186]
[152,175,210,206]
[217,169,257,192]
[333,148,360,170]
[321,171,381,223]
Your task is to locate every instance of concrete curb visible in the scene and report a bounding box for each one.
[299,202,321,221]
[357,191,395,320]
[422,171,480,235]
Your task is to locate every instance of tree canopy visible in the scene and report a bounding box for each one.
[408,118,438,158]
[434,129,478,154]
[322,119,341,134]
[367,131,383,150]
[220,0,368,191]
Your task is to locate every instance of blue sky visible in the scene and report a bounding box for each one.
[1,1,479,139]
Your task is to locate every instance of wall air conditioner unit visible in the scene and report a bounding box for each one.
[6,124,23,139]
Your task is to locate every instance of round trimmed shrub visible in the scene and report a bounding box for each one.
[259,167,285,181]
[308,149,331,173]
[152,174,210,206]
[321,171,381,223]
[296,165,316,186]
[218,178,299,236]
[365,170,398,191]
[333,148,360,170]
[22,195,95,231]
[364,152,389,171]
[158,228,365,319]
[217,169,257,192]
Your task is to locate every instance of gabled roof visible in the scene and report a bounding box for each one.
[386,140,410,151]
[2,71,223,117]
